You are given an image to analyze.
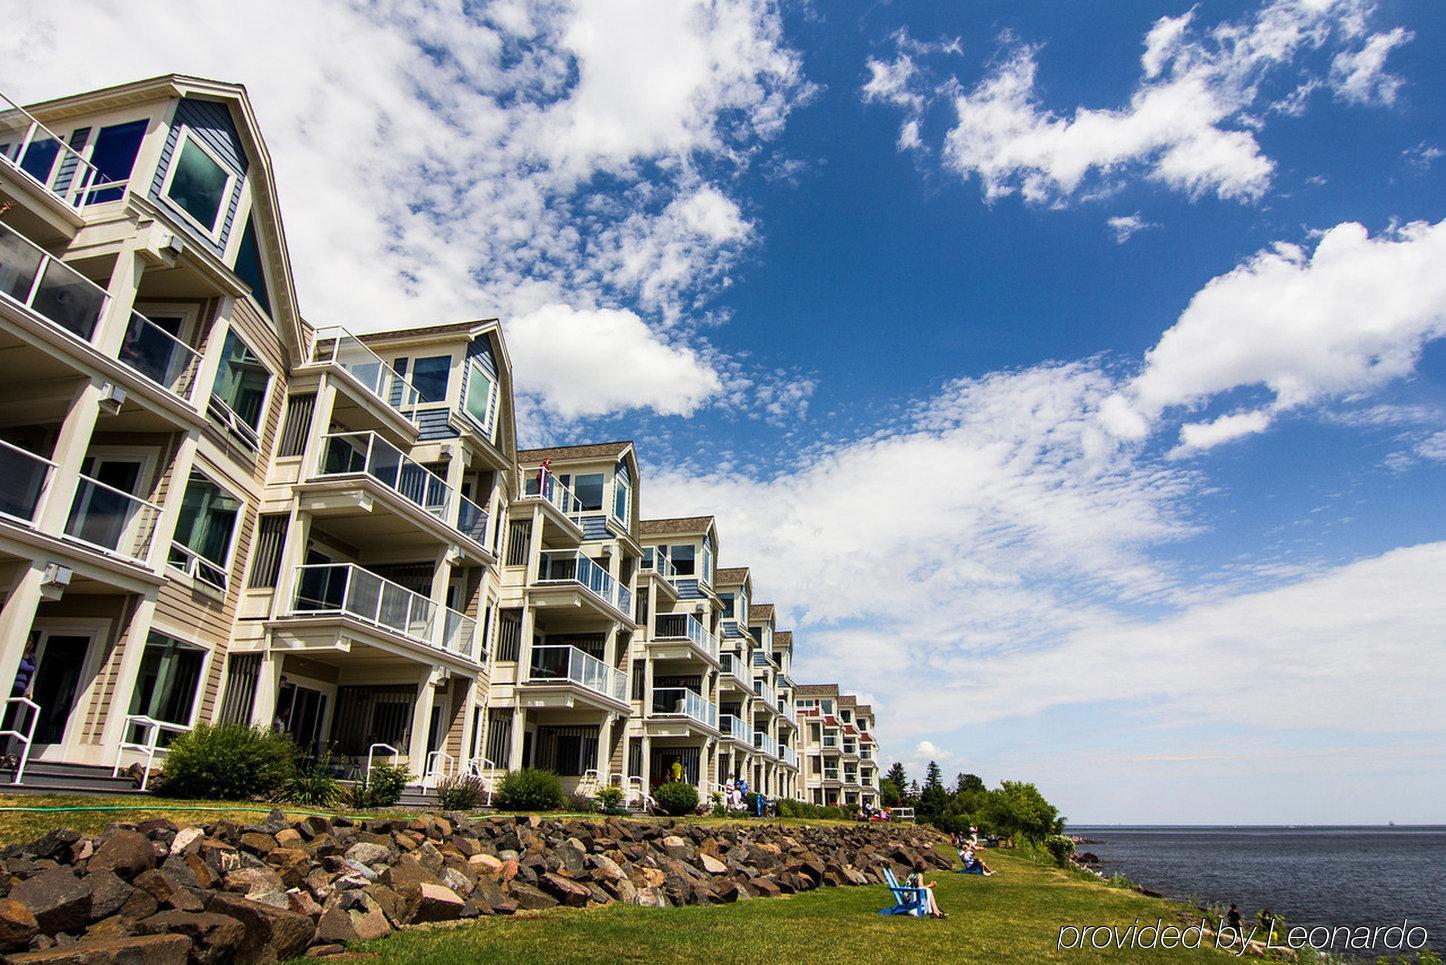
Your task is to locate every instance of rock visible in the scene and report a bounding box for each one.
[304,944,345,958]
[10,868,92,933]
[88,832,156,880]
[698,853,727,875]
[343,843,390,868]
[206,893,316,964]
[470,877,515,915]
[0,897,39,950]
[134,870,203,913]
[506,882,557,911]
[412,883,464,923]
[273,829,303,849]
[313,906,358,945]
[238,833,278,856]
[84,872,134,922]
[23,830,82,862]
[341,893,392,940]
[658,835,692,859]
[538,873,590,908]
[469,853,503,875]
[135,911,246,965]
[5,933,191,964]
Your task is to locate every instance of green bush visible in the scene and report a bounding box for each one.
[594,785,627,816]
[1044,834,1076,867]
[348,762,411,809]
[495,768,563,810]
[436,775,489,811]
[286,753,340,807]
[654,780,699,816]
[564,792,596,813]
[777,800,853,821]
[159,724,295,800]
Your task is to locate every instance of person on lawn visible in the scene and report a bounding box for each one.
[907,871,947,918]
[961,846,995,876]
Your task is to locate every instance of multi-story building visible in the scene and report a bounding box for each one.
[0,73,878,806]
[796,684,881,809]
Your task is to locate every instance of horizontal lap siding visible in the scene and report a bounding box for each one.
[675,579,701,600]
[415,409,457,441]
[580,515,609,541]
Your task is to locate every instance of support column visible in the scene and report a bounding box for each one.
[0,563,46,694]
[37,382,103,537]
[508,707,528,770]
[639,734,652,791]
[247,651,285,728]
[93,240,146,356]
[145,434,199,572]
[595,713,614,779]
[407,669,442,776]
[96,594,160,754]
[271,510,313,620]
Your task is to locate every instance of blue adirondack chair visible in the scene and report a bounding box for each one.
[879,867,928,917]
[959,858,985,875]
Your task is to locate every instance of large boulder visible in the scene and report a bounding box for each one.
[5,933,192,964]
[206,893,316,964]
[135,911,247,965]
[87,831,157,881]
[10,868,92,933]
[0,897,39,951]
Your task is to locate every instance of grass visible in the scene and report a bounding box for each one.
[342,848,1236,964]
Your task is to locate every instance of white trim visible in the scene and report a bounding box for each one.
[207,326,274,451]
[166,466,247,593]
[159,128,236,242]
[133,301,202,351]
[27,618,112,761]
[135,624,215,732]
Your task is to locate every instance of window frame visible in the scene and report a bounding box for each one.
[669,543,696,576]
[81,118,149,205]
[167,468,245,593]
[611,473,630,524]
[208,327,273,450]
[409,355,452,405]
[159,129,236,241]
[128,627,212,732]
[462,357,499,438]
[572,473,605,513]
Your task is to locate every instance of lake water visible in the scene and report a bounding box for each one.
[1067,826,1446,957]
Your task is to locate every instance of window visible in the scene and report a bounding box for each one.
[169,471,242,589]
[670,544,695,576]
[463,360,496,434]
[701,536,714,585]
[232,215,271,314]
[247,513,288,589]
[165,135,232,234]
[85,120,147,204]
[128,632,205,739]
[411,356,450,403]
[209,330,271,447]
[720,592,734,618]
[277,394,315,458]
[573,473,604,512]
[612,474,630,522]
[821,699,834,714]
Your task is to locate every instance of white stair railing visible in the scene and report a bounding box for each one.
[421,750,454,790]
[111,715,190,791]
[463,756,498,806]
[366,742,400,785]
[1,697,39,785]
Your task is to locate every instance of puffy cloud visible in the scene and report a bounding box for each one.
[1109,219,1446,451]
[1107,213,1157,244]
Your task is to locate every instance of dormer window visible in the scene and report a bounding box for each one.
[573,473,604,512]
[411,356,450,403]
[463,359,497,437]
[164,134,233,236]
[612,473,630,523]
[670,544,695,576]
[720,593,735,618]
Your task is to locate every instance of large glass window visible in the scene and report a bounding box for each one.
[464,361,495,432]
[169,471,242,588]
[411,356,450,403]
[670,544,696,576]
[232,216,271,314]
[128,632,205,734]
[166,136,231,233]
[611,475,630,522]
[720,592,735,619]
[210,330,271,443]
[701,538,714,585]
[86,120,147,204]
[573,473,604,512]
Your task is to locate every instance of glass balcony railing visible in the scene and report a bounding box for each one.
[640,547,677,582]
[64,474,161,564]
[753,677,777,709]
[310,326,422,421]
[719,713,749,743]
[780,745,797,767]
[777,699,797,725]
[651,687,718,730]
[752,731,778,759]
[521,469,584,522]
[0,439,54,525]
[119,311,202,399]
[653,612,718,661]
[1,92,114,207]
[289,562,477,659]
[527,645,627,703]
[720,653,752,688]
[536,550,632,618]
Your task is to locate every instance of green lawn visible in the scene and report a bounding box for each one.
[345,848,1234,964]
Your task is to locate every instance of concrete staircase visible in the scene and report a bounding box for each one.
[0,760,145,795]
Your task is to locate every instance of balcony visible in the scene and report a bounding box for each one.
[719,653,752,690]
[639,547,679,601]
[752,731,778,759]
[777,699,798,725]
[532,550,633,623]
[650,612,719,665]
[821,734,841,754]
[303,431,491,557]
[1,93,115,211]
[64,473,160,565]
[0,439,53,527]
[518,470,585,539]
[719,713,750,744]
[0,221,203,403]
[650,687,718,731]
[286,562,478,662]
[780,745,797,768]
[753,677,777,710]
[309,326,422,436]
[524,645,628,708]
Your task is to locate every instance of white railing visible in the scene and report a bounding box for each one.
[112,715,191,791]
[311,325,422,419]
[0,91,113,207]
[0,439,55,526]
[536,550,632,618]
[843,743,859,757]
[650,687,718,730]
[641,548,677,581]
[462,756,499,807]
[719,713,749,743]
[893,806,916,822]
[780,745,797,767]
[753,731,779,759]
[1,697,39,785]
[577,769,603,797]
[119,311,203,399]
[366,742,400,785]
[0,219,109,340]
[522,469,584,522]
[456,492,489,546]
[824,768,840,781]
[315,431,448,516]
[753,677,777,709]
[167,542,228,591]
[653,612,718,661]
[778,699,797,724]
[421,750,454,790]
[64,473,161,564]
[610,773,651,811]
[289,562,477,659]
[720,652,752,688]
[527,645,628,703]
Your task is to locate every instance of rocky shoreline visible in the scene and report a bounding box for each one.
[0,812,951,963]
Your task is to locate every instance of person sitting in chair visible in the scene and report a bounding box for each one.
[907,871,947,918]
[960,846,995,876]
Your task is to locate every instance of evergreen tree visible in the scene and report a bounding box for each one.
[955,773,985,794]
[884,761,908,790]
[919,760,949,817]
[907,780,921,801]
[924,760,944,792]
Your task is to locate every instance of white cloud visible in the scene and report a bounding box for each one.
[0,0,808,421]
[1108,219,1446,451]
[1171,409,1273,456]
[505,304,721,419]
[867,0,1413,206]
[1418,432,1446,462]
[1107,213,1157,244]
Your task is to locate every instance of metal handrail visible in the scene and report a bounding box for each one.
[0,219,110,340]
[536,550,630,618]
[1,697,39,784]
[366,743,400,783]
[119,311,203,399]
[521,468,584,521]
[289,562,477,658]
[653,612,718,661]
[719,713,749,743]
[0,91,109,206]
[111,715,190,791]
[527,644,628,703]
[650,687,718,729]
[310,325,422,418]
[422,750,454,789]
[65,472,162,564]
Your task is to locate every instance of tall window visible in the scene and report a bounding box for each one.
[411,356,450,403]
[210,330,271,447]
[612,473,630,522]
[670,544,695,576]
[165,135,232,233]
[232,216,271,314]
[463,360,496,435]
[169,471,241,589]
[719,593,735,618]
[572,474,604,512]
[701,536,714,585]
[128,632,205,738]
[85,119,147,204]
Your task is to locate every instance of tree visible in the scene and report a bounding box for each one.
[955,773,985,794]
[907,780,920,801]
[919,760,949,817]
[884,762,908,790]
[982,781,1061,842]
[923,761,944,792]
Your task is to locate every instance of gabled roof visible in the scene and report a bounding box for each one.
[773,630,793,649]
[714,566,750,585]
[518,441,632,463]
[748,603,775,622]
[839,695,858,707]
[854,704,873,716]
[796,683,839,697]
[639,516,714,536]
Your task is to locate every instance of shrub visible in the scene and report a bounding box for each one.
[709,791,727,817]
[594,785,627,816]
[436,775,489,811]
[1044,834,1076,867]
[159,724,295,800]
[743,791,761,814]
[286,753,340,807]
[564,792,596,813]
[495,768,563,811]
[654,780,699,816]
[348,762,411,809]
[777,800,853,821]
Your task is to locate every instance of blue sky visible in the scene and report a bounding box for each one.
[7,0,1445,822]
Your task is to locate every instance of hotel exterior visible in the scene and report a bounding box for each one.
[796,685,882,809]
[0,75,873,806]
